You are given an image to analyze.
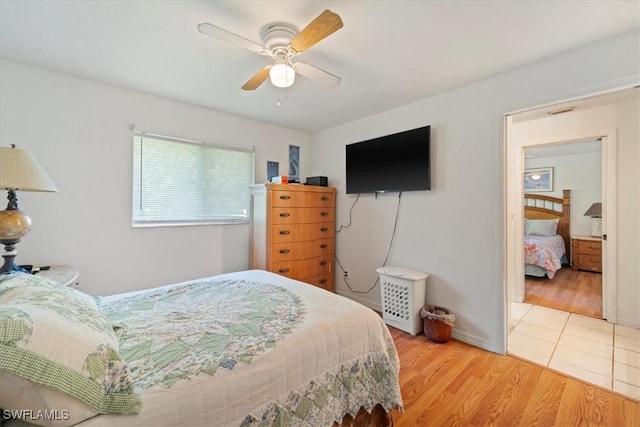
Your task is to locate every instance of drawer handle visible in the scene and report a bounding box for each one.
[279,249,290,254]
[279,230,290,235]
[589,246,599,250]
[321,196,329,201]
[320,261,327,266]
[278,268,290,273]
[279,213,290,217]
[320,212,328,216]
[320,279,327,284]
[320,244,328,249]
[279,195,291,200]
[320,227,328,232]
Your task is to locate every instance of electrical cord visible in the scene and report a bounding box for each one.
[336,192,402,294]
[335,193,360,233]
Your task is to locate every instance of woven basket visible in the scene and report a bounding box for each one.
[421,305,453,343]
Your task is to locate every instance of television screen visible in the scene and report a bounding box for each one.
[346,125,431,194]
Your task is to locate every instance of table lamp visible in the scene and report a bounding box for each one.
[583,202,602,237]
[0,144,58,274]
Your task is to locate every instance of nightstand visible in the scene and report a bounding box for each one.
[38,265,80,286]
[571,236,602,273]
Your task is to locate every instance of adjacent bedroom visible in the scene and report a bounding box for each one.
[1,1,639,426]
[522,139,603,319]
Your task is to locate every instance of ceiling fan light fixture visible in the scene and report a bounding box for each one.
[270,62,295,88]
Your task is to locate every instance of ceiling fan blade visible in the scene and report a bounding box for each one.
[241,66,271,91]
[294,62,341,87]
[290,10,343,53]
[198,23,267,55]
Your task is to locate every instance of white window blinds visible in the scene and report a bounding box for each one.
[132,132,254,226]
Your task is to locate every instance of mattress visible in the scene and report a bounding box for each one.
[4,270,402,427]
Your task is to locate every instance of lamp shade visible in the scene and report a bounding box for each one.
[0,146,58,192]
[583,202,602,218]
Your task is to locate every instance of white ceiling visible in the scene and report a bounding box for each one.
[1,1,638,133]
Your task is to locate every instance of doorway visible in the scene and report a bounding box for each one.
[522,139,603,319]
[504,89,633,331]
[503,86,639,400]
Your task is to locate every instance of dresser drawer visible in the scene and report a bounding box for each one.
[271,190,335,208]
[577,240,601,255]
[271,207,334,224]
[578,255,601,272]
[271,255,332,279]
[271,223,333,243]
[271,238,334,262]
[304,272,334,291]
[298,255,332,278]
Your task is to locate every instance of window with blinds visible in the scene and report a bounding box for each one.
[132,132,254,226]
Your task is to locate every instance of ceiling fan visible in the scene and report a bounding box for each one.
[198,10,343,91]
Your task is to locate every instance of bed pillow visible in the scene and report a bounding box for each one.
[525,218,559,236]
[0,273,141,427]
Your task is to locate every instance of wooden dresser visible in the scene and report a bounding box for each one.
[250,184,336,291]
[571,235,602,273]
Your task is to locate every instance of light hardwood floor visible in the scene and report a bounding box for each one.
[389,326,639,426]
[525,268,602,318]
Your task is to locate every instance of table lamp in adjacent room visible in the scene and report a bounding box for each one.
[583,202,602,237]
[0,144,58,274]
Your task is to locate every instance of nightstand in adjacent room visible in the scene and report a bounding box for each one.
[571,236,602,273]
[39,265,80,286]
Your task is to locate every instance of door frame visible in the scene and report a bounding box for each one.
[503,91,625,336]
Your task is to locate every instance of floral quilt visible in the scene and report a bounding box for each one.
[85,270,402,427]
[524,234,566,278]
[100,278,304,390]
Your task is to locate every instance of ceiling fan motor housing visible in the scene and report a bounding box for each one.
[261,24,298,56]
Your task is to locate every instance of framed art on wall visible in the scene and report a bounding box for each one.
[289,145,300,181]
[524,167,554,192]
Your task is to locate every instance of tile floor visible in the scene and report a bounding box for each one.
[509,302,640,401]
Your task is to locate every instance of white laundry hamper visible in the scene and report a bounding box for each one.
[376,266,429,335]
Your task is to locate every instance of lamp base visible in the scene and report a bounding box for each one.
[591,217,602,238]
[0,242,29,275]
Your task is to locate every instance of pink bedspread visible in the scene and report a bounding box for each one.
[524,234,566,279]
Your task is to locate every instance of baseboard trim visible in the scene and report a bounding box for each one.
[337,291,501,354]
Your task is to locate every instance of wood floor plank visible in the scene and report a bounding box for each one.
[390,326,639,426]
[525,267,602,318]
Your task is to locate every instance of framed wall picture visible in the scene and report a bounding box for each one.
[524,167,554,192]
[289,145,300,181]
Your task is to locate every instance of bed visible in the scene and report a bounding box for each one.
[0,270,402,427]
[524,189,571,279]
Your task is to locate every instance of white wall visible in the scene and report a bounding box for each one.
[525,150,602,237]
[0,59,312,296]
[310,30,639,351]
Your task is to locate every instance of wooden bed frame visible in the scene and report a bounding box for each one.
[524,189,571,263]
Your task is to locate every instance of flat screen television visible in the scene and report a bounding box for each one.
[346,125,431,194]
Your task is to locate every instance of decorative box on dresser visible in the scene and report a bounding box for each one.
[250,184,336,291]
[571,235,602,273]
